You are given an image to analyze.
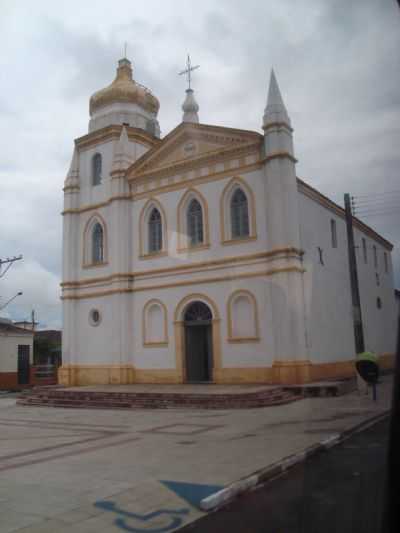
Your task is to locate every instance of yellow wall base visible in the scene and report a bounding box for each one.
[58,353,395,387]
[213,367,273,384]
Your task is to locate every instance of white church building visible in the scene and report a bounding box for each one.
[60,57,397,386]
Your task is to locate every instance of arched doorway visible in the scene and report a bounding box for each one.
[184,301,213,383]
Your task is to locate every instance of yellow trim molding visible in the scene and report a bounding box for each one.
[173,293,222,383]
[61,267,306,300]
[58,355,392,387]
[142,299,169,347]
[174,292,220,321]
[74,124,159,152]
[213,367,273,384]
[61,248,303,288]
[132,161,262,202]
[58,365,181,386]
[227,289,260,343]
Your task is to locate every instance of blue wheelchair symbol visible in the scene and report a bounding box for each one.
[94,500,190,532]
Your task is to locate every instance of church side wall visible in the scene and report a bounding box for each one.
[298,191,396,370]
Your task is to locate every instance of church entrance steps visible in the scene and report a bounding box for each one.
[283,377,357,398]
[17,385,301,410]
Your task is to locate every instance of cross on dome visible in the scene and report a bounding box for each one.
[179,54,200,90]
[179,54,200,124]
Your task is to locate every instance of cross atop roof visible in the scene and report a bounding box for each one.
[179,54,200,90]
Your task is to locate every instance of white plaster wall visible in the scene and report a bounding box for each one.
[89,102,159,135]
[298,191,397,362]
[132,168,268,271]
[0,334,33,372]
[133,278,274,371]
[354,229,397,354]
[78,138,147,207]
[72,292,134,365]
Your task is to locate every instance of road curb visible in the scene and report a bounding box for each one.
[200,409,389,512]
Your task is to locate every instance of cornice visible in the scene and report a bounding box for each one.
[263,151,297,164]
[61,247,304,288]
[74,124,160,152]
[262,121,293,133]
[129,141,262,182]
[125,121,262,179]
[297,178,393,250]
[61,266,306,300]
[62,194,131,215]
[61,159,263,213]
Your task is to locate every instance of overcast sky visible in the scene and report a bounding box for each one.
[0,0,399,329]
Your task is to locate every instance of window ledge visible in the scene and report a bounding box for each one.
[143,341,169,347]
[139,251,168,260]
[82,261,108,269]
[177,243,211,253]
[227,336,260,343]
[222,235,257,246]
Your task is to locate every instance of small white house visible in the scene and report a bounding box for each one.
[0,319,33,389]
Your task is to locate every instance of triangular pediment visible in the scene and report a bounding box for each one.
[126,122,262,179]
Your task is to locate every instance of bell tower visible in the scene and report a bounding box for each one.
[262,70,310,383]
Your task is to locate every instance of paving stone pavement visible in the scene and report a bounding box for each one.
[0,376,393,532]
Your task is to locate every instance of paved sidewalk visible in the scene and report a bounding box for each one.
[0,376,392,532]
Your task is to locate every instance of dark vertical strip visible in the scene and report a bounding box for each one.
[344,193,365,354]
[382,318,400,533]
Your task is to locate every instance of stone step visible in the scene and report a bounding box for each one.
[16,390,301,410]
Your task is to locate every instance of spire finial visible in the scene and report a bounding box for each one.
[263,68,291,129]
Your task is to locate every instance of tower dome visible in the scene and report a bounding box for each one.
[88,58,160,136]
[182,88,199,123]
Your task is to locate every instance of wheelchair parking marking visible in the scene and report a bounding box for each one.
[94,500,190,532]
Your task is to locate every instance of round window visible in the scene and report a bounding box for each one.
[89,309,101,326]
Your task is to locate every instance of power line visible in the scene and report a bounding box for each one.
[352,198,400,206]
[354,209,400,217]
[352,190,400,199]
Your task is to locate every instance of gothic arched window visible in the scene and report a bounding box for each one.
[184,301,213,322]
[230,188,249,239]
[92,223,104,263]
[187,199,204,246]
[148,208,162,253]
[92,153,102,186]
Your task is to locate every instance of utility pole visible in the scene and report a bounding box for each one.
[0,255,22,279]
[344,193,365,354]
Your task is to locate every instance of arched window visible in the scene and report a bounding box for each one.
[92,223,104,263]
[231,188,249,238]
[187,198,203,246]
[184,301,213,322]
[148,208,162,253]
[92,153,102,186]
[143,299,168,346]
[227,290,259,342]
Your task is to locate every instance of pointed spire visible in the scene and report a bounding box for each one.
[64,147,79,189]
[182,88,199,123]
[111,125,133,173]
[263,69,291,130]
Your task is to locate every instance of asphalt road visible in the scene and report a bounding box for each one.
[181,418,389,533]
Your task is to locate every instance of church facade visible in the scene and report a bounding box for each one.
[60,57,397,386]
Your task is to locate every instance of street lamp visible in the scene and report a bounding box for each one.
[0,291,23,311]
